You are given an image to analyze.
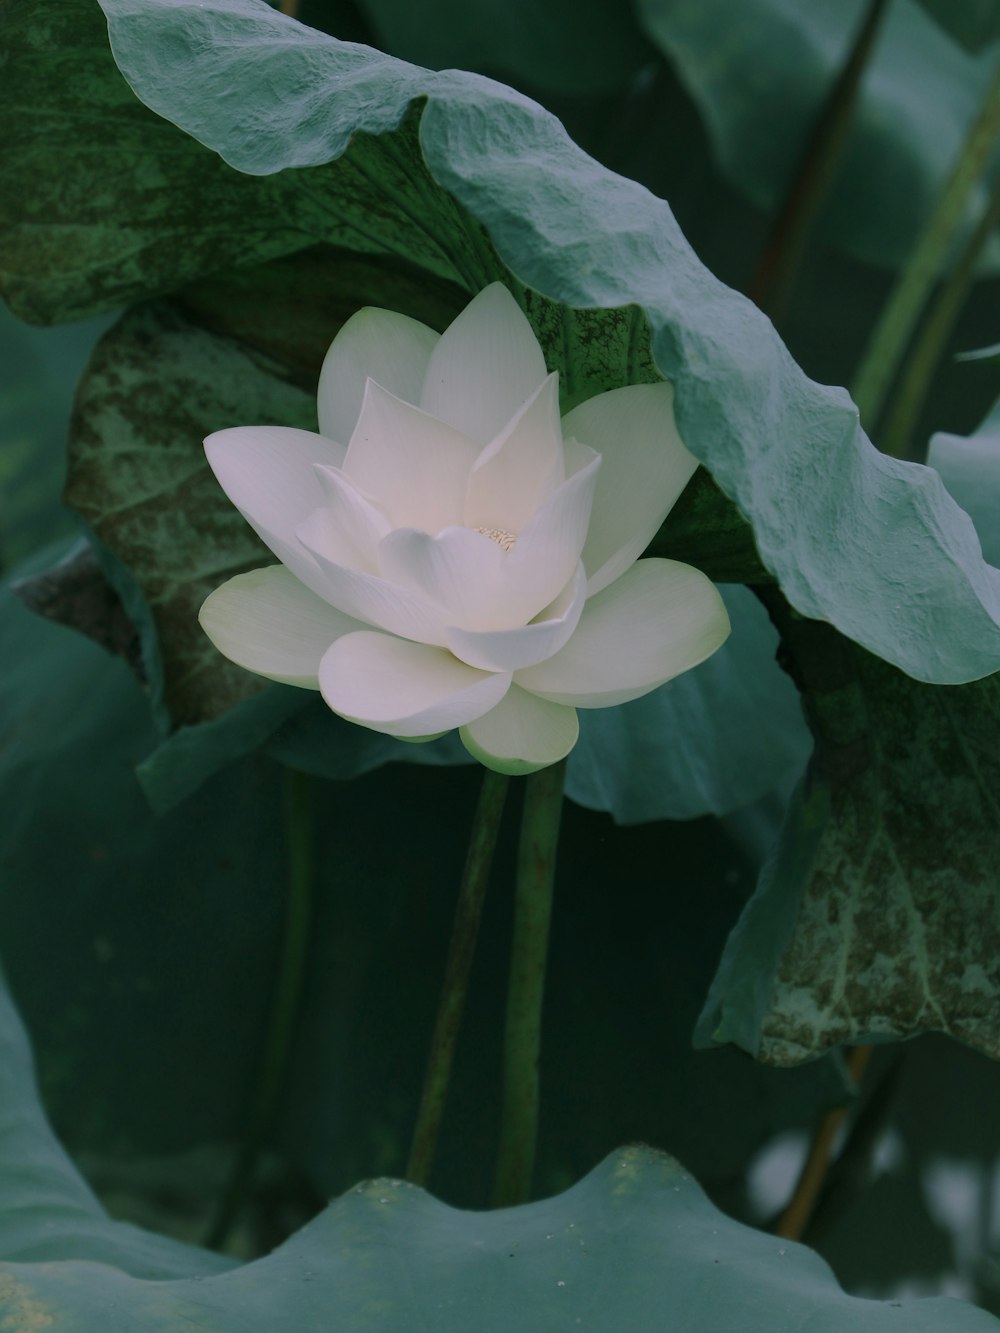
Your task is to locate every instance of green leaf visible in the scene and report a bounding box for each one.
[1,1146,997,1329]
[569,585,811,823]
[86,0,1000,689]
[636,0,1000,271]
[64,299,310,723]
[697,592,1000,1063]
[0,305,113,571]
[916,0,1000,53]
[929,393,1000,566]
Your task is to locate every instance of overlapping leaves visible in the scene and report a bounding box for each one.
[698,593,1000,1064]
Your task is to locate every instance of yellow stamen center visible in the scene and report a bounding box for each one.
[474,525,517,551]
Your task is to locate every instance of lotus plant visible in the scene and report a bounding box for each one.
[199,284,731,773]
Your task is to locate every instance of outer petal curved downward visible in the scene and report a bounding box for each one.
[319,631,511,736]
[515,558,731,707]
[199,565,362,687]
[205,425,346,600]
[421,284,547,444]
[562,383,699,595]
[460,686,579,775]
[317,306,440,445]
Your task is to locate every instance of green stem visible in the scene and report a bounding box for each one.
[406,769,509,1187]
[747,0,891,320]
[206,769,315,1249]
[493,760,566,1208]
[878,171,1000,460]
[851,53,1000,429]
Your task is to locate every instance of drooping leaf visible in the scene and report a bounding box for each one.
[84,0,1000,689]
[697,591,1000,1064]
[568,584,811,823]
[929,393,1000,566]
[0,304,112,571]
[0,1146,996,1330]
[636,0,1000,271]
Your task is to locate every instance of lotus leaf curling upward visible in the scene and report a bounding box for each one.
[199,284,731,774]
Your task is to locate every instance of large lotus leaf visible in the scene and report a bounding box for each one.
[0,591,230,1278]
[636,0,1000,272]
[1,1146,997,1330]
[696,591,1000,1064]
[0,958,230,1279]
[568,584,811,822]
[0,305,113,572]
[86,0,1000,690]
[929,394,1000,567]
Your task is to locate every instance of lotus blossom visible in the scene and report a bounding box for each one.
[199,284,730,774]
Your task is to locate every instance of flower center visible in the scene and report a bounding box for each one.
[474,525,517,552]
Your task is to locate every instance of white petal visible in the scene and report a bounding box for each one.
[344,380,481,533]
[378,525,510,631]
[312,465,391,574]
[498,445,601,624]
[446,563,586,671]
[205,426,347,600]
[317,306,440,445]
[515,559,731,707]
[562,383,698,595]
[464,373,565,533]
[420,283,548,444]
[460,686,579,775]
[319,631,511,737]
[198,565,361,688]
[298,512,447,644]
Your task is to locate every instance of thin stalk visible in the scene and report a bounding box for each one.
[406,769,510,1186]
[774,1044,873,1241]
[879,172,1000,459]
[206,769,315,1250]
[748,0,891,320]
[493,760,566,1208]
[851,54,1000,429]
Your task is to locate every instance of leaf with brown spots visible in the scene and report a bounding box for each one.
[698,591,1000,1063]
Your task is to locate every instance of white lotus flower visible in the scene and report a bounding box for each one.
[199,284,731,774]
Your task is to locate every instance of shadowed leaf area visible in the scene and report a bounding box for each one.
[700,590,1000,1063]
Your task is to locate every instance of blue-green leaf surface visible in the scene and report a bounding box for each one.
[94,0,1000,688]
[697,592,1000,1064]
[0,1145,996,1330]
[929,394,1000,567]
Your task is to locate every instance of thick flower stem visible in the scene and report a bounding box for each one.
[206,769,315,1250]
[851,53,1000,431]
[493,759,566,1208]
[406,769,510,1187]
